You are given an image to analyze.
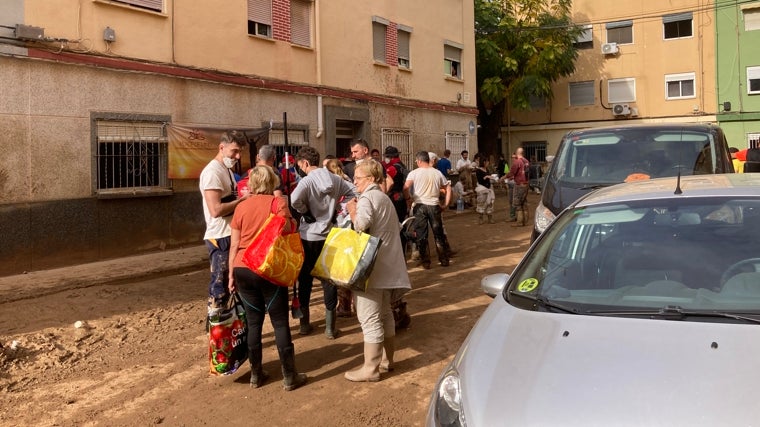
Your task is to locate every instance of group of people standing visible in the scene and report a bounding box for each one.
[448,148,533,227]
[200,133,462,390]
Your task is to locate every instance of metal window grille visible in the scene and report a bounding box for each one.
[446,131,469,166]
[381,128,413,168]
[96,120,168,191]
[269,129,308,159]
[522,141,548,163]
[749,133,760,149]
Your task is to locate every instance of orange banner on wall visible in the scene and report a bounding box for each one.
[167,124,268,179]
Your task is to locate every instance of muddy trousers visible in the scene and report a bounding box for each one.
[297,239,338,324]
[411,204,452,265]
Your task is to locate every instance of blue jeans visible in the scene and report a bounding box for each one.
[205,236,231,315]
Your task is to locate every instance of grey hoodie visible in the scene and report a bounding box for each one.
[290,167,357,241]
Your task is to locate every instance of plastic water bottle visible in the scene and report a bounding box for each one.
[456,197,464,213]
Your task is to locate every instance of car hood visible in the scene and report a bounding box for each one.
[543,180,603,215]
[456,297,760,426]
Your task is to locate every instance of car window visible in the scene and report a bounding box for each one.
[510,198,760,315]
[553,129,718,185]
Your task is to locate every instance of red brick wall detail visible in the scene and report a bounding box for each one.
[272,0,291,42]
[386,22,398,67]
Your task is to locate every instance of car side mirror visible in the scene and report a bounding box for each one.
[481,273,510,298]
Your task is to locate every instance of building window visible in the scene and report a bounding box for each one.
[372,17,389,63]
[93,114,170,194]
[606,20,633,45]
[290,0,311,47]
[748,133,760,149]
[574,24,593,50]
[663,12,693,39]
[398,26,412,69]
[381,128,413,168]
[446,131,468,168]
[608,78,636,103]
[444,40,463,79]
[248,0,273,38]
[267,126,309,160]
[748,66,760,95]
[112,0,163,12]
[529,94,546,110]
[569,81,595,106]
[522,141,548,163]
[743,7,760,31]
[665,72,696,99]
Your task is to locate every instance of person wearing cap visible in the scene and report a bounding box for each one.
[383,146,410,222]
[403,151,454,268]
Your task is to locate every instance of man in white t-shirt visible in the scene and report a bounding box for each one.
[199,130,250,319]
[403,151,454,269]
[455,150,471,171]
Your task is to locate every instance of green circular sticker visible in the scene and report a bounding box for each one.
[517,278,539,292]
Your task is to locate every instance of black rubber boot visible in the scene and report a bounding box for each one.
[325,309,340,339]
[249,344,269,388]
[279,344,307,391]
[299,307,313,335]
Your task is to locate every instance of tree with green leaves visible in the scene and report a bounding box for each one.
[475,0,581,156]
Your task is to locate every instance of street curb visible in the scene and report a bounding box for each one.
[0,245,208,304]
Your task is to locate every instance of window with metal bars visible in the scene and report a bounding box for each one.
[94,115,169,194]
[445,131,468,166]
[749,133,760,150]
[522,141,548,163]
[268,128,309,160]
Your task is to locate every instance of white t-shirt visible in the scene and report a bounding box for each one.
[456,158,471,171]
[199,159,236,240]
[406,167,448,206]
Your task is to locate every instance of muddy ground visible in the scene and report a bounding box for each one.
[0,193,537,427]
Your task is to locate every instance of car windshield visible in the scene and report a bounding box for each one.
[508,196,760,316]
[553,129,717,186]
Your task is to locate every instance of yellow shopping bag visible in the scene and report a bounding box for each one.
[311,227,382,291]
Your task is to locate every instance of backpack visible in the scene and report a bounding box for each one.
[390,161,408,195]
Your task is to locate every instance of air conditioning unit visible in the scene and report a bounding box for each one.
[601,42,619,55]
[612,103,631,116]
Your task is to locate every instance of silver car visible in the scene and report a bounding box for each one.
[428,173,760,426]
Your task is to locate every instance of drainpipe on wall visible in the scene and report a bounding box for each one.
[315,0,324,139]
[316,95,324,138]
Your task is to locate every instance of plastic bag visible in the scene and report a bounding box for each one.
[311,227,382,292]
[208,295,248,376]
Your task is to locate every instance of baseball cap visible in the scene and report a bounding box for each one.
[384,146,400,157]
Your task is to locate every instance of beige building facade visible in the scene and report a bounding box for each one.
[505,0,718,161]
[0,0,477,276]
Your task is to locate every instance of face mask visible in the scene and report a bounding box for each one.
[223,157,237,169]
[296,165,308,178]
